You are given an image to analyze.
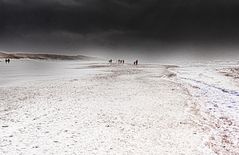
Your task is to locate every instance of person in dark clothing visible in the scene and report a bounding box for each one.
[5,59,10,63]
[135,60,138,65]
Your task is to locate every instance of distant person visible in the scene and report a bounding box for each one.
[109,59,113,64]
[123,60,124,64]
[133,60,138,65]
[118,59,124,64]
[5,59,10,63]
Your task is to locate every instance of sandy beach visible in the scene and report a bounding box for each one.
[1,59,239,154]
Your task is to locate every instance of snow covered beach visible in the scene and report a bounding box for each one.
[0,59,239,154]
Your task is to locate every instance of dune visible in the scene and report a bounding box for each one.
[0,52,19,59]
[0,51,96,60]
[219,67,239,79]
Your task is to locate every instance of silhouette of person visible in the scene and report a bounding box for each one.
[5,59,10,63]
[135,60,138,65]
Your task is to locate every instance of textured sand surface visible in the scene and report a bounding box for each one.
[1,60,239,154]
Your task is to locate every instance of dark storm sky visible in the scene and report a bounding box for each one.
[1,0,239,53]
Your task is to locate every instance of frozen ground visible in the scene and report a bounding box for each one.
[0,59,239,154]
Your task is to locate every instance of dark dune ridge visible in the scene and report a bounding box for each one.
[0,52,96,60]
[219,68,239,79]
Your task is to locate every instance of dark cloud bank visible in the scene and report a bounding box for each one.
[1,0,239,55]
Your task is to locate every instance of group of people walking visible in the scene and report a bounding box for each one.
[118,59,125,64]
[108,59,138,65]
[5,59,10,63]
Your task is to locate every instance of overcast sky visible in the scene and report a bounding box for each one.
[1,0,239,54]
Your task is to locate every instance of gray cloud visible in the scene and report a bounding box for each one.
[1,0,83,6]
[1,0,239,53]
